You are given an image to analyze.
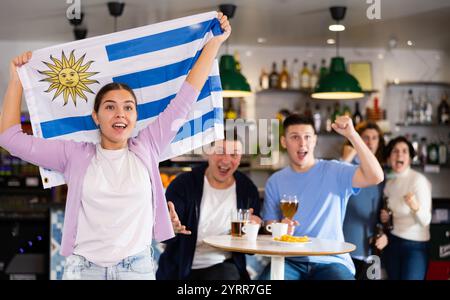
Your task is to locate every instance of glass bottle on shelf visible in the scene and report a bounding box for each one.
[353,102,363,126]
[438,92,449,124]
[342,104,352,118]
[313,104,322,133]
[304,100,312,118]
[405,89,414,124]
[425,94,433,124]
[309,64,319,91]
[448,133,450,165]
[427,140,439,165]
[373,96,381,119]
[412,91,420,124]
[419,94,427,124]
[419,137,428,166]
[279,59,290,89]
[269,62,279,89]
[234,50,241,71]
[319,58,328,81]
[300,61,311,90]
[325,106,333,132]
[290,58,300,89]
[411,134,420,165]
[259,68,269,90]
[225,101,238,120]
[438,139,447,166]
[332,102,341,122]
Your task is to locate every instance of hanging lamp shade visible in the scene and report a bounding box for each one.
[219,54,252,98]
[311,57,364,99]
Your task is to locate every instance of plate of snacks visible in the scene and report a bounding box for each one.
[272,234,311,246]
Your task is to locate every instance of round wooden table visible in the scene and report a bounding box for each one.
[203,234,356,280]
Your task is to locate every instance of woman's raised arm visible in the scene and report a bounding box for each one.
[0,51,31,133]
[185,12,231,91]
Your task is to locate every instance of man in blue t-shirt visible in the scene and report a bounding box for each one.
[261,114,384,280]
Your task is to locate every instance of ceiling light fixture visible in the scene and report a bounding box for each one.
[312,6,363,100]
[257,37,267,44]
[107,1,125,32]
[218,4,252,98]
[329,24,345,32]
[328,6,346,32]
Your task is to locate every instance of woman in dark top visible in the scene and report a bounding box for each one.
[342,122,387,280]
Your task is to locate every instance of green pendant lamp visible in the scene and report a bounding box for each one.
[218,4,252,98]
[219,54,252,98]
[311,7,364,100]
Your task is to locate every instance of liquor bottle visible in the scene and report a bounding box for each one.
[319,58,328,81]
[381,196,393,232]
[373,96,381,120]
[419,94,427,124]
[370,223,385,257]
[300,62,311,90]
[304,101,312,118]
[405,89,414,124]
[439,139,448,165]
[325,106,333,132]
[342,104,352,117]
[269,62,279,89]
[313,104,322,133]
[427,140,439,165]
[279,59,290,89]
[438,92,449,124]
[225,101,237,120]
[419,137,428,166]
[412,92,420,124]
[290,58,300,89]
[259,68,269,90]
[425,95,433,124]
[234,50,241,71]
[332,102,341,122]
[411,134,420,165]
[309,64,319,90]
[448,133,450,165]
[353,102,363,126]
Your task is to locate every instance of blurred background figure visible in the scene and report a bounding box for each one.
[342,122,388,280]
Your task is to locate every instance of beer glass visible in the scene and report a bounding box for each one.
[280,194,299,219]
[230,209,250,237]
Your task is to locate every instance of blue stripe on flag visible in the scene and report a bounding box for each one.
[172,108,223,142]
[40,76,222,139]
[137,75,221,120]
[40,115,97,139]
[112,50,202,89]
[106,18,222,61]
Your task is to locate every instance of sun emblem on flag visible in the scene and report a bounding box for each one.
[38,50,99,106]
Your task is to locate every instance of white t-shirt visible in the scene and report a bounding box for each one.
[74,144,153,267]
[191,177,236,269]
[384,167,432,242]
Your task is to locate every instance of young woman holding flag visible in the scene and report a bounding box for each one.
[0,13,231,280]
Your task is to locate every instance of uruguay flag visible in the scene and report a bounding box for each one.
[17,12,224,188]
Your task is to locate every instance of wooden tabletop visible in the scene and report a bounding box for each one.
[203,235,356,257]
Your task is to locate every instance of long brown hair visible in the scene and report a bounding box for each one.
[356,121,386,164]
[93,82,137,113]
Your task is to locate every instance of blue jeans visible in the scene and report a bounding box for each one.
[259,259,355,280]
[383,234,429,280]
[62,247,155,280]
